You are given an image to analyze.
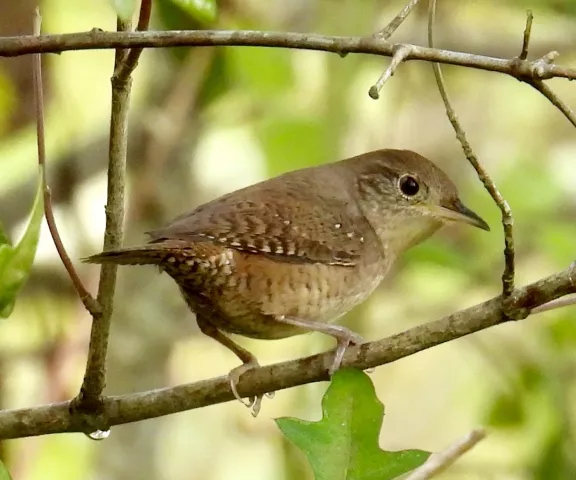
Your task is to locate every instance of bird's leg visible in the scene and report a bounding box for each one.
[274,316,363,375]
[196,316,264,416]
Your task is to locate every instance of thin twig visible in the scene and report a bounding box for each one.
[428,0,516,302]
[529,69,576,128]
[405,429,486,480]
[0,264,573,439]
[32,8,100,316]
[374,0,422,40]
[513,13,576,128]
[114,0,152,80]
[74,1,152,414]
[519,10,533,60]
[532,294,576,315]
[369,44,413,99]
[1,30,576,82]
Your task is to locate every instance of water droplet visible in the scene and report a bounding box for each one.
[365,367,375,374]
[86,429,110,441]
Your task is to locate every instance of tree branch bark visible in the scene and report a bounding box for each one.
[0,29,575,81]
[0,263,573,440]
[73,1,152,416]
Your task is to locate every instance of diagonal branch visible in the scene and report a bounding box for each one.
[73,1,152,416]
[374,0,422,40]
[428,0,517,303]
[369,44,413,99]
[529,78,576,128]
[533,292,576,314]
[406,429,486,480]
[511,12,576,127]
[369,0,421,99]
[0,263,573,439]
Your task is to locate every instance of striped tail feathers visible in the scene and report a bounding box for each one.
[83,240,189,266]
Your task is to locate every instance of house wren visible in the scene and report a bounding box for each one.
[85,149,489,414]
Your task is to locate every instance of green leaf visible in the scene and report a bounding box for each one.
[0,460,12,480]
[276,369,430,480]
[167,0,217,23]
[109,0,137,21]
[0,171,44,318]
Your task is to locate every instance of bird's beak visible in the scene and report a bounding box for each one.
[428,199,490,231]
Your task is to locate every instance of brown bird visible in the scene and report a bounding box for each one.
[84,149,489,414]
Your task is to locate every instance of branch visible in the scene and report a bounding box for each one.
[73,1,151,414]
[532,291,576,314]
[32,8,100,316]
[519,10,533,60]
[406,429,486,480]
[114,0,152,80]
[512,12,576,128]
[1,30,575,81]
[528,58,576,128]
[369,1,421,99]
[374,0,422,40]
[369,44,413,99]
[428,0,517,302]
[0,264,573,439]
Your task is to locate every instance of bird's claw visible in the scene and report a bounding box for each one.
[328,330,364,376]
[228,361,274,417]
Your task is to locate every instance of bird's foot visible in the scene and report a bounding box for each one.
[328,327,364,376]
[273,316,364,377]
[228,360,273,417]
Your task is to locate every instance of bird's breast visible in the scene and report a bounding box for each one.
[166,244,390,339]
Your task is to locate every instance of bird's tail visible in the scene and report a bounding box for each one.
[83,242,182,266]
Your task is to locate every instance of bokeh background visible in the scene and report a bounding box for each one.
[1,0,576,478]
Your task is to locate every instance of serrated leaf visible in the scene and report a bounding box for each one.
[0,171,44,318]
[276,369,430,480]
[168,0,217,23]
[0,460,11,480]
[109,0,137,21]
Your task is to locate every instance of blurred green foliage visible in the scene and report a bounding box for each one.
[168,0,217,24]
[0,461,12,480]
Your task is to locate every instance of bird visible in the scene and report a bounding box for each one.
[84,149,489,415]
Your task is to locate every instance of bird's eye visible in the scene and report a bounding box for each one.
[398,175,420,196]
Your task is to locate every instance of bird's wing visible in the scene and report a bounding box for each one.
[147,183,370,266]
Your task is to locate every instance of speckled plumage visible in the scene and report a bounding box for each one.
[85,148,488,414]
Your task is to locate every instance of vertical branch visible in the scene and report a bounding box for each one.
[75,0,152,414]
[519,10,533,60]
[115,0,153,79]
[32,8,99,315]
[427,0,517,303]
